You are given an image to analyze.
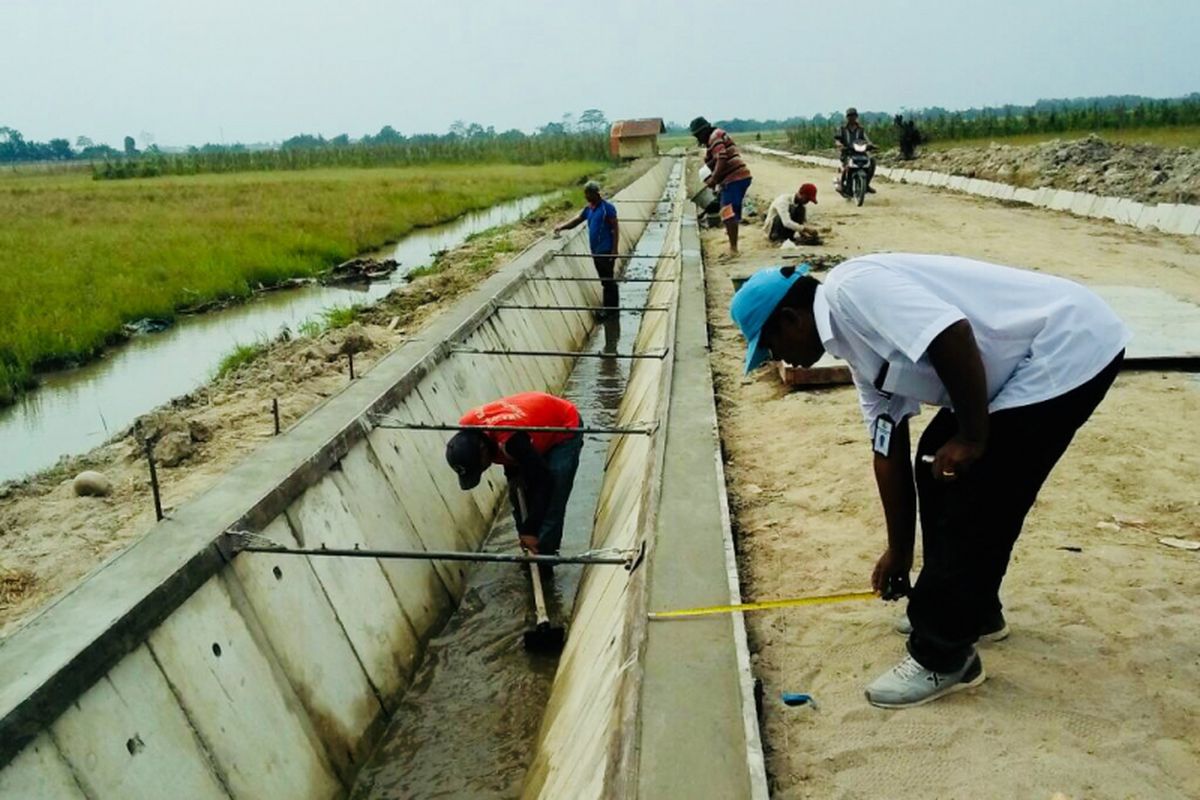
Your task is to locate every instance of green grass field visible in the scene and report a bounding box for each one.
[0,161,602,402]
[922,124,1200,152]
[659,128,789,151]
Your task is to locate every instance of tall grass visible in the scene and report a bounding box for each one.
[785,98,1200,152]
[0,161,603,402]
[94,135,612,180]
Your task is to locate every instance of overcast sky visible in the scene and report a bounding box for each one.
[4,0,1197,147]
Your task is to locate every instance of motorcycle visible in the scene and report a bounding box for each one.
[838,141,875,206]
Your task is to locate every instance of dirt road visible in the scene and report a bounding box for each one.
[705,153,1200,799]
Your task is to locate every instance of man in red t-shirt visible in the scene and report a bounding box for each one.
[445,392,584,554]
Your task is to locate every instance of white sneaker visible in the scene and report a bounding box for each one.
[865,651,986,708]
[894,613,1010,642]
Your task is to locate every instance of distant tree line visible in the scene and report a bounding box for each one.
[0,108,614,171]
[94,132,613,179]
[660,93,1200,142]
[783,94,1200,152]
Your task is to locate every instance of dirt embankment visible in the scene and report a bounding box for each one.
[880,134,1200,204]
[707,154,1200,799]
[0,173,642,636]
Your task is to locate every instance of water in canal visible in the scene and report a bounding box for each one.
[350,182,676,799]
[0,194,551,483]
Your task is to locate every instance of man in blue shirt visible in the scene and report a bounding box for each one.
[555,181,620,317]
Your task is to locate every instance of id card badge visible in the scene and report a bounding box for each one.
[872,415,895,457]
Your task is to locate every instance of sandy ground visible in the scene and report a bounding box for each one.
[0,189,611,637]
[705,153,1200,799]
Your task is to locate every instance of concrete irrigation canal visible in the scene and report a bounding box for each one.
[0,157,769,799]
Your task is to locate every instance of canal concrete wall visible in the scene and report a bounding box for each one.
[746,145,1200,237]
[0,159,674,798]
[523,164,767,799]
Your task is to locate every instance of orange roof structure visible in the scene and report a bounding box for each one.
[611,118,667,138]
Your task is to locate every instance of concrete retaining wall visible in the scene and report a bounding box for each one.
[746,145,1200,237]
[0,159,676,798]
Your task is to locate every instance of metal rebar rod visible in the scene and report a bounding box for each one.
[496,304,669,313]
[143,438,164,522]
[548,253,676,260]
[451,347,669,360]
[235,544,634,567]
[527,276,674,283]
[372,421,658,435]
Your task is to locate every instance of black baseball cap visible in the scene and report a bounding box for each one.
[445,430,487,490]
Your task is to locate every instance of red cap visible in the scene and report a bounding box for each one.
[797,183,818,203]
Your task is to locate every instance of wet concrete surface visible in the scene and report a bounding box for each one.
[0,194,551,483]
[350,195,674,799]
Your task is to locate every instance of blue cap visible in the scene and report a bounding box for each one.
[729,265,809,374]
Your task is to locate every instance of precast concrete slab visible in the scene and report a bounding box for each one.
[49,644,231,799]
[1070,192,1100,217]
[1093,286,1200,360]
[229,517,387,777]
[1164,205,1195,235]
[1135,203,1160,230]
[329,443,456,636]
[1013,187,1037,205]
[146,579,343,799]
[0,735,85,799]
[1050,190,1077,211]
[1096,196,1122,220]
[285,478,420,705]
[365,425,472,597]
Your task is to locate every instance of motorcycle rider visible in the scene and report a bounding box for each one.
[834,107,877,196]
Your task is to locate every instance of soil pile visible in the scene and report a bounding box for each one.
[883,135,1200,204]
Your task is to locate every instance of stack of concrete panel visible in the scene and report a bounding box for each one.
[0,160,677,798]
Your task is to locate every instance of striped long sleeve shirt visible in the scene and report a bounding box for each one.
[704,128,752,186]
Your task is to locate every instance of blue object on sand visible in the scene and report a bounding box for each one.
[781,692,817,708]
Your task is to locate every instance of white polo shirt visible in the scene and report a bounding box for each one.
[813,253,1131,434]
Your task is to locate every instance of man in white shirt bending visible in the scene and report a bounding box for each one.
[763,183,818,244]
[730,254,1129,708]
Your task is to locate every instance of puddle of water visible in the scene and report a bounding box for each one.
[0,194,552,484]
[350,168,679,799]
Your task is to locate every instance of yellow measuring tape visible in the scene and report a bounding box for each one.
[648,590,877,620]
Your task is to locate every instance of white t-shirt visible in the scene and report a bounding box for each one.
[813,253,1131,434]
[762,193,804,236]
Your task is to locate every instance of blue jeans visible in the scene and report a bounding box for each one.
[508,431,583,554]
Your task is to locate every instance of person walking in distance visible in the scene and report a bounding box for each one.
[555,181,620,318]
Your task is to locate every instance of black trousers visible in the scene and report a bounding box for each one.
[907,351,1124,672]
[592,255,619,310]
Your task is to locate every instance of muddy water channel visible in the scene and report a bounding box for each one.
[0,194,551,483]
[350,196,674,799]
